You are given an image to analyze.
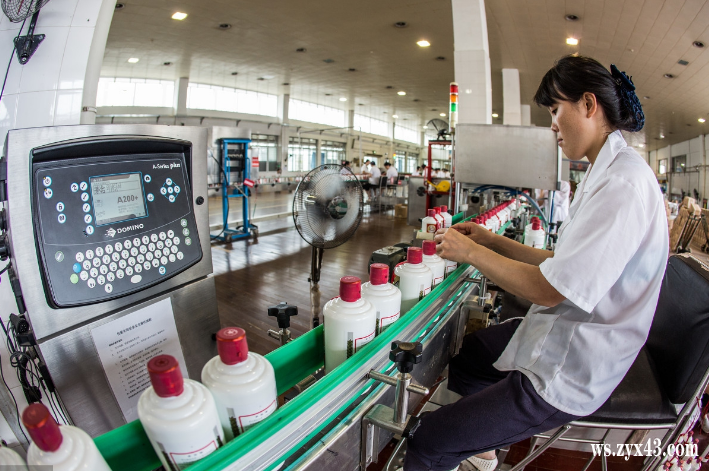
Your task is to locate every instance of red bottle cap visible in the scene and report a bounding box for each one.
[440,205,448,213]
[369,263,389,285]
[422,240,436,256]
[407,247,423,264]
[427,209,435,218]
[532,219,541,231]
[23,404,62,452]
[216,327,249,365]
[434,207,441,215]
[340,276,361,302]
[148,355,184,398]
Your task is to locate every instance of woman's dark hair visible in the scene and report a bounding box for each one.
[533,55,644,132]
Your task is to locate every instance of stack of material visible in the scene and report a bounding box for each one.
[670,197,703,252]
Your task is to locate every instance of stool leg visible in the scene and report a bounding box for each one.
[517,436,540,471]
[508,425,571,471]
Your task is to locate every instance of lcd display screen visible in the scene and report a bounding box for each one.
[90,173,147,226]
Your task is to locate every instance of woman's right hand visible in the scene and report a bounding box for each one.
[444,222,494,247]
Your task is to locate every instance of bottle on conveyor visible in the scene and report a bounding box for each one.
[23,403,111,471]
[524,217,545,249]
[362,263,402,335]
[323,276,377,373]
[202,327,278,441]
[439,205,452,228]
[138,355,224,471]
[0,445,26,468]
[421,209,437,234]
[421,240,445,287]
[433,207,444,230]
[395,247,432,315]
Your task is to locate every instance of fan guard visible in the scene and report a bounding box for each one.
[2,0,48,23]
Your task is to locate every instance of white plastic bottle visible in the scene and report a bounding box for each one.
[439,205,453,228]
[524,218,546,249]
[433,207,445,230]
[323,276,377,373]
[0,446,26,468]
[23,403,110,471]
[421,240,445,287]
[395,247,433,314]
[421,209,438,234]
[361,263,402,335]
[139,355,224,470]
[202,327,278,441]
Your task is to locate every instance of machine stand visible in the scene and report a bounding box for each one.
[267,302,298,345]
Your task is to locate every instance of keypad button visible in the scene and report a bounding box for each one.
[80,271,88,281]
[143,261,151,270]
[133,237,141,247]
[70,273,79,284]
[162,248,170,256]
[85,225,94,235]
[125,266,134,276]
[137,254,145,264]
[73,263,81,273]
[165,239,173,248]
[159,266,167,275]
[148,242,156,252]
[128,257,136,267]
[95,247,104,257]
[170,245,178,254]
[160,256,168,265]
[167,186,174,194]
[105,283,113,293]
[181,219,187,227]
[150,234,158,243]
[134,264,142,273]
[177,251,184,260]
[102,255,110,265]
[75,252,84,263]
[167,230,174,238]
[182,228,190,236]
[82,203,91,213]
[111,252,120,262]
[130,247,138,257]
[99,265,108,275]
[107,272,115,282]
[185,237,192,246]
[139,245,147,254]
[109,262,117,272]
[80,182,88,191]
[168,254,176,263]
[159,232,166,240]
[146,252,154,261]
[92,257,101,268]
[87,278,96,288]
[132,274,143,284]
[86,250,94,260]
[43,176,52,187]
[81,192,89,202]
[173,237,180,246]
[56,202,64,212]
[44,188,53,199]
[97,275,105,285]
[166,178,173,186]
[105,245,113,255]
[55,251,64,262]
[157,241,164,250]
[58,214,66,224]
[122,240,131,250]
[121,250,129,259]
[144,174,151,183]
[118,260,127,269]
[89,268,98,278]
[84,214,92,224]
[82,260,91,271]
[168,194,175,203]
[116,269,124,279]
[160,187,167,196]
[147,193,154,202]
[152,259,160,268]
[153,250,161,259]
[174,185,181,194]
[70,183,79,193]
[142,235,149,244]
[114,242,123,252]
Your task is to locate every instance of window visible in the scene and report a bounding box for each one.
[658,159,667,175]
[250,134,279,172]
[289,99,345,127]
[394,125,420,145]
[321,140,346,165]
[187,83,278,116]
[354,114,390,137]
[394,150,407,173]
[97,78,175,107]
[671,155,686,173]
[407,153,419,173]
[288,137,318,173]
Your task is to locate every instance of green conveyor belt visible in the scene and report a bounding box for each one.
[94,212,495,471]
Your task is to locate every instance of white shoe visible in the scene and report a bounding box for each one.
[465,456,498,471]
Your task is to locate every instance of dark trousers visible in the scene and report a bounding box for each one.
[404,320,580,471]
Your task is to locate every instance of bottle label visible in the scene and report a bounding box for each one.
[347,331,375,358]
[230,399,277,434]
[163,440,219,470]
[426,223,436,233]
[418,286,431,301]
[378,311,400,334]
[445,263,457,274]
[432,275,444,286]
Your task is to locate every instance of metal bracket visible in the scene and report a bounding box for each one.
[14,11,44,65]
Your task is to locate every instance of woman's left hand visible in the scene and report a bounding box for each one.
[434,227,479,264]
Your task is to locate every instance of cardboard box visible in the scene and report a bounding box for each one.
[394,204,408,219]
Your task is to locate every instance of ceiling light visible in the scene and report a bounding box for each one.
[127,58,139,63]
[699,118,706,123]
[339,97,347,102]
[417,40,430,47]
[423,125,428,129]
[115,3,125,9]
[643,96,650,99]
[323,59,335,63]
[465,89,472,94]
[693,41,705,48]
[392,115,398,118]
[163,62,172,66]
[172,12,187,20]
[638,144,645,148]
[218,23,231,30]
[566,37,579,45]
[394,21,408,28]
[565,14,579,21]
[664,74,674,78]
[435,56,446,61]
[231,72,238,76]
[348,68,356,72]
[282,82,290,86]
[440,113,446,117]
[397,91,406,96]
[660,134,665,139]
[492,113,499,118]
[678,59,689,66]
[296,48,306,53]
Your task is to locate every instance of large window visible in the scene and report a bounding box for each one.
[97,78,175,107]
[658,158,668,175]
[672,155,687,173]
[288,137,317,173]
[354,114,390,137]
[289,99,345,127]
[394,125,420,145]
[251,134,279,172]
[321,140,346,165]
[187,83,278,116]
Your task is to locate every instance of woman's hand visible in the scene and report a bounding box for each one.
[434,227,480,264]
[445,222,494,247]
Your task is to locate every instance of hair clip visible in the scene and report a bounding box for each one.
[611,64,636,91]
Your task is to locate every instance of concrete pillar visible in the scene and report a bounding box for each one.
[502,68,521,126]
[521,104,531,126]
[175,77,189,116]
[451,0,492,125]
[280,94,290,169]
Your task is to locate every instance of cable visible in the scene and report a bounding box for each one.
[0,17,27,106]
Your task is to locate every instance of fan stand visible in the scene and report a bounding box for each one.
[308,246,324,328]
[14,11,44,65]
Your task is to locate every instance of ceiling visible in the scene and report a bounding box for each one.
[102,0,709,150]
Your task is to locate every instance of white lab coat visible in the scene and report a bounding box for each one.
[494,130,668,416]
[368,166,381,186]
[386,167,398,184]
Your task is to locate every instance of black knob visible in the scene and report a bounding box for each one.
[389,341,423,374]
[268,302,298,329]
[0,233,9,261]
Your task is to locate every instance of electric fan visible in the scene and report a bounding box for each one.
[2,0,50,64]
[425,118,451,140]
[293,164,364,328]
